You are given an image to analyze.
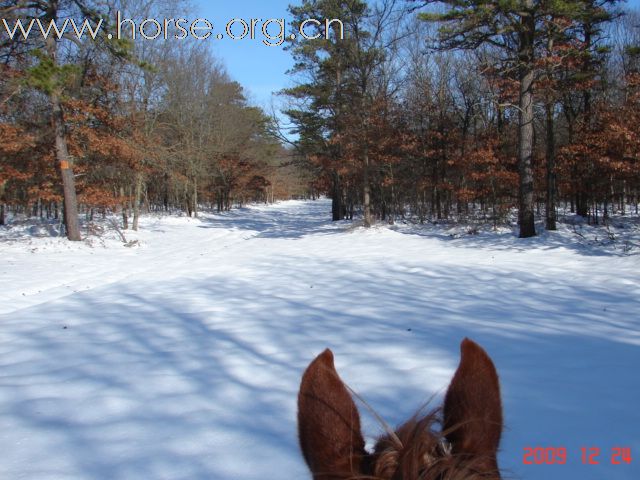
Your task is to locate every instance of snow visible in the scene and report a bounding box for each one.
[1,199,639,480]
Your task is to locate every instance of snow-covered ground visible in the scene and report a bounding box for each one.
[1,199,638,480]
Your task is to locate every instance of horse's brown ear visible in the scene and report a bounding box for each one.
[298,349,366,480]
[443,338,503,473]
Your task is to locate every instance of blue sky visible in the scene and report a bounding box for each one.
[192,0,640,113]
[193,0,296,113]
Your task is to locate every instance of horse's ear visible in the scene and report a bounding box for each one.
[443,338,503,473]
[298,349,366,480]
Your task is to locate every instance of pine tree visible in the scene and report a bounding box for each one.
[284,0,404,226]
[284,0,369,221]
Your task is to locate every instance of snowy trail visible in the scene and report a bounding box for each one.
[1,199,639,480]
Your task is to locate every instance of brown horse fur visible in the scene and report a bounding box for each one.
[297,338,503,480]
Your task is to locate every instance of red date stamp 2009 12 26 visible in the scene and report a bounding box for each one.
[523,446,633,465]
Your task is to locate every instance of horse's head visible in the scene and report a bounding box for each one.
[297,338,503,480]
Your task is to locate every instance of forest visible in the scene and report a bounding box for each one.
[1,0,639,240]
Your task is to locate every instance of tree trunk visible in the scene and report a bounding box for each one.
[192,177,198,218]
[576,190,589,217]
[331,172,343,221]
[545,101,557,230]
[45,21,81,241]
[52,89,82,241]
[576,14,594,218]
[120,186,129,229]
[517,6,536,238]
[363,149,372,227]
[224,188,231,211]
[132,172,142,231]
[0,181,5,225]
[186,192,193,217]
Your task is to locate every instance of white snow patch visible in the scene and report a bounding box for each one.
[1,199,639,479]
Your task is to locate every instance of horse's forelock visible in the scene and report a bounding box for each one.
[367,411,500,480]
